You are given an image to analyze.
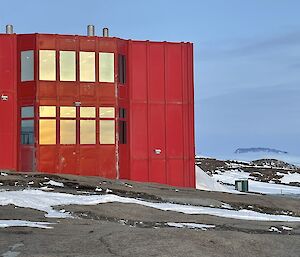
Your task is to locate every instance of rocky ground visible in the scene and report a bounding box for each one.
[196,157,300,186]
[1,171,300,257]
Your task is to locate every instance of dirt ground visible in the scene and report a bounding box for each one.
[0,171,300,257]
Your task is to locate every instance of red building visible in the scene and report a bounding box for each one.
[0,25,195,188]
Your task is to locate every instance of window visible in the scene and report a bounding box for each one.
[60,107,76,118]
[39,106,56,118]
[119,108,126,119]
[39,120,56,145]
[118,54,126,84]
[21,50,34,82]
[60,120,76,144]
[80,52,95,82]
[99,107,115,144]
[119,107,127,144]
[39,106,56,145]
[99,53,114,83]
[21,106,34,118]
[60,107,76,145]
[119,120,127,144]
[80,120,96,144]
[100,107,115,118]
[80,107,96,118]
[21,120,34,145]
[100,120,115,144]
[60,51,76,81]
[80,107,96,144]
[39,50,56,81]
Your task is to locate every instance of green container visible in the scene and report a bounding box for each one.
[235,180,249,192]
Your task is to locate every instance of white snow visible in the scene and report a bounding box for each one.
[44,180,64,187]
[1,172,8,176]
[195,166,236,193]
[212,170,300,195]
[281,226,293,231]
[167,222,215,230]
[269,226,281,233]
[1,189,300,222]
[0,220,54,229]
[277,172,300,184]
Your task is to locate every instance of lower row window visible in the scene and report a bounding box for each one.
[38,119,115,145]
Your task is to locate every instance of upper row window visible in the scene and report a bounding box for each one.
[21,50,115,83]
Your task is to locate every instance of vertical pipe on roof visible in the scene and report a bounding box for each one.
[6,25,14,34]
[87,25,95,36]
[103,28,109,37]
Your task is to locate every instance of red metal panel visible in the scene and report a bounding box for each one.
[0,35,17,170]
[19,146,34,171]
[129,42,147,101]
[79,147,97,176]
[148,43,165,102]
[38,146,58,173]
[149,104,166,159]
[167,159,184,187]
[149,160,166,184]
[130,103,148,159]
[166,104,183,157]
[58,146,78,174]
[131,160,148,182]
[98,146,116,179]
[165,44,183,102]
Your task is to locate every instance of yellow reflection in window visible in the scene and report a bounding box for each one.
[39,120,56,145]
[60,107,76,118]
[99,53,114,83]
[39,106,56,118]
[60,51,76,81]
[80,120,96,144]
[60,120,76,144]
[99,107,115,118]
[39,50,56,81]
[80,107,95,118]
[100,120,115,144]
[80,52,95,82]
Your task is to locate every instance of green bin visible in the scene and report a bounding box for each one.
[235,179,249,192]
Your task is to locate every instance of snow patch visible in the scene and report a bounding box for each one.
[195,166,236,193]
[167,222,215,230]
[44,180,64,187]
[1,189,300,222]
[0,220,54,229]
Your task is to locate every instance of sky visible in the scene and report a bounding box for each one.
[1,0,299,157]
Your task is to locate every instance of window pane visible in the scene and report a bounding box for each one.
[80,120,95,144]
[99,53,114,83]
[118,54,126,84]
[39,50,56,81]
[21,50,34,82]
[39,119,56,145]
[80,107,95,118]
[21,106,34,118]
[60,51,76,81]
[60,120,76,144]
[99,107,115,118]
[39,106,56,118]
[60,107,76,118]
[100,120,115,144]
[21,120,34,145]
[80,52,95,82]
[119,108,126,119]
[119,120,127,144]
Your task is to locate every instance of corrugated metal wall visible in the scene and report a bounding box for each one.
[0,35,17,170]
[128,41,195,188]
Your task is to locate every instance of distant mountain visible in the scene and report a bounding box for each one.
[235,148,288,155]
